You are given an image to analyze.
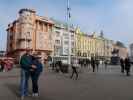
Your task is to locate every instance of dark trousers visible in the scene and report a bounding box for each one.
[125,67,130,76]
[121,65,125,73]
[91,65,95,72]
[0,65,4,71]
[31,72,41,93]
[70,66,78,80]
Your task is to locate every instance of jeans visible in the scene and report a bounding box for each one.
[31,71,41,93]
[70,66,78,80]
[20,69,30,96]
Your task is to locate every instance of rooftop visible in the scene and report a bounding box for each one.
[19,8,36,14]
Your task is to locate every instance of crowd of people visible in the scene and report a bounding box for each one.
[50,57,109,80]
[50,56,132,80]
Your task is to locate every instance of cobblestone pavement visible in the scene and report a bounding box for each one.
[0,65,133,100]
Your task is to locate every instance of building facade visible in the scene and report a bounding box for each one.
[113,44,128,59]
[7,8,54,60]
[52,19,75,61]
[75,28,114,60]
[7,8,127,63]
[130,43,133,57]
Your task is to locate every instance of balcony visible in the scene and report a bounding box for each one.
[17,38,32,42]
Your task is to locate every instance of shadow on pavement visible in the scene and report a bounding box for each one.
[4,83,20,98]
[4,83,52,100]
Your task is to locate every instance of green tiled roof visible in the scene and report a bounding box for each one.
[50,18,74,29]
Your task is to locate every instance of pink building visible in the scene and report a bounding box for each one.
[6,8,54,61]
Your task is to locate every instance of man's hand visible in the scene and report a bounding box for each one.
[31,65,37,69]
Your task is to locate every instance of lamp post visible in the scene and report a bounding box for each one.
[0,32,1,51]
[67,0,71,66]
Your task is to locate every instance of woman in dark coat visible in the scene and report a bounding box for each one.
[30,55,43,96]
[125,57,131,76]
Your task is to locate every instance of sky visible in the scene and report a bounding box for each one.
[0,0,133,50]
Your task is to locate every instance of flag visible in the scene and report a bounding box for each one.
[67,0,71,19]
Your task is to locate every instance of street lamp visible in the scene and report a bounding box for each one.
[67,0,71,66]
[0,32,2,51]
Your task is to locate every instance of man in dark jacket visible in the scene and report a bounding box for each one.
[20,50,33,100]
[70,59,78,80]
[125,57,131,76]
[120,58,125,73]
[91,57,95,72]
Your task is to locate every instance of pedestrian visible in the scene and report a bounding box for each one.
[0,60,2,71]
[0,59,4,72]
[86,59,91,70]
[20,50,33,100]
[30,53,43,97]
[125,57,131,76]
[91,57,95,72]
[95,59,99,72]
[47,55,52,68]
[70,59,78,80]
[120,58,125,73]
[104,60,108,70]
[58,61,63,73]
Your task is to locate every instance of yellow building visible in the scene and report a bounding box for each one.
[75,28,93,58]
[75,28,114,60]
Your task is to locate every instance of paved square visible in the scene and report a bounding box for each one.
[0,65,133,100]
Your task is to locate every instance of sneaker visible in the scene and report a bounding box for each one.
[34,93,39,97]
[32,93,39,97]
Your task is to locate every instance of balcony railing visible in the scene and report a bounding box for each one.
[17,38,32,42]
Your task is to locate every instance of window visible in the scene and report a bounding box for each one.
[64,48,69,54]
[64,41,69,45]
[63,33,68,36]
[71,34,74,37]
[55,31,60,37]
[27,32,30,37]
[39,22,43,31]
[72,42,74,47]
[64,36,69,39]
[49,25,52,32]
[55,40,60,44]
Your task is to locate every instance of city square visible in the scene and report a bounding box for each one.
[0,0,133,100]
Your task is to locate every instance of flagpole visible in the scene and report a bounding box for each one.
[0,32,2,51]
[67,0,71,67]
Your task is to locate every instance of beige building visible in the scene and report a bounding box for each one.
[130,43,133,57]
[6,8,54,60]
[113,43,128,59]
